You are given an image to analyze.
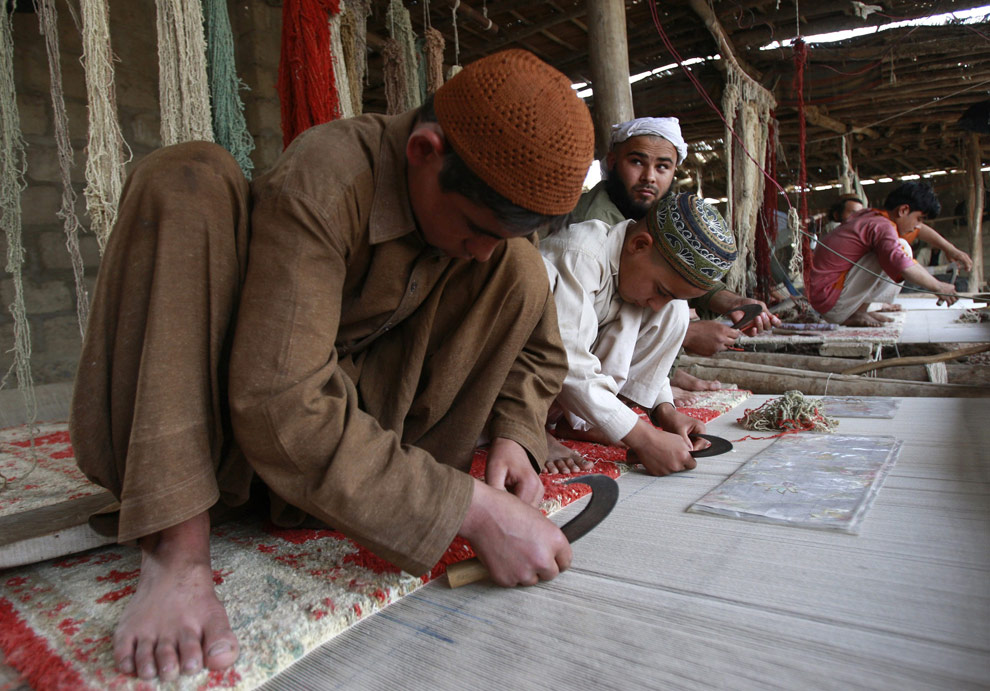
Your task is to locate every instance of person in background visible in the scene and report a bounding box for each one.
[571,117,779,404]
[808,182,968,326]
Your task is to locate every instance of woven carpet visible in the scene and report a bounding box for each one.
[0,388,750,691]
[742,311,905,346]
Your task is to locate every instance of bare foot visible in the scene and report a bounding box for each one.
[553,416,616,446]
[671,386,700,407]
[671,369,724,392]
[876,303,903,312]
[114,512,239,681]
[841,311,884,327]
[544,430,594,474]
[869,310,894,323]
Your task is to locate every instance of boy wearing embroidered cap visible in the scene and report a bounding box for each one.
[70,49,593,680]
[541,192,736,476]
[572,117,779,403]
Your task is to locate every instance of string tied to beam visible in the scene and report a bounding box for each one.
[792,37,812,292]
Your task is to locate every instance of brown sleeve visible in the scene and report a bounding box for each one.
[228,189,472,576]
[487,284,568,468]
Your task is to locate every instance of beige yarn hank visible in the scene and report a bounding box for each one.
[329,2,354,119]
[80,0,131,254]
[386,0,420,111]
[156,0,214,145]
[0,4,39,488]
[35,0,89,337]
[722,62,775,295]
[424,27,445,95]
[340,0,370,116]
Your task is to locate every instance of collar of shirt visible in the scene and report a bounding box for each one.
[368,109,420,246]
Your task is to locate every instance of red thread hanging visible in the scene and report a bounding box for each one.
[277,0,342,150]
[792,38,812,290]
[754,115,778,304]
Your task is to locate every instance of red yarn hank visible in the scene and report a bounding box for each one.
[277,0,342,150]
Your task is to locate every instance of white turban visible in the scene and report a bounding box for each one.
[609,117,687,165]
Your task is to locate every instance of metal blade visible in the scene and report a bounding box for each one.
[559,474,619,544]
[689,433,733,458]
[723,303,764,330]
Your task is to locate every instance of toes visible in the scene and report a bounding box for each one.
[203,622,239,670]
[134,638,157,680]
[154,639,181,682]
[178,629,204,675]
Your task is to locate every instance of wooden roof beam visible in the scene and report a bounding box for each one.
[804,105,879,138]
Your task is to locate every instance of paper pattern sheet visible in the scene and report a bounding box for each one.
[821,396,901,419]
[689,434,902,533]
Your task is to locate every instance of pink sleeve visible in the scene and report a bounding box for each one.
[866,221,915,282]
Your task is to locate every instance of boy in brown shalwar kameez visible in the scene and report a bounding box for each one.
[69,50,594,682]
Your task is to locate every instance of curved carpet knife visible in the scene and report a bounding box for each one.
[690,433,733,458]
[723,302,765,330]
[447,474,619,588]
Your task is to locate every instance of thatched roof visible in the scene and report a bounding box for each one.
[360,0,990,196]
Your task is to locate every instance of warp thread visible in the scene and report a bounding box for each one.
[735,390,838,441]
[80,0,131,254]
[423,27,445,95]
[203,0,255,178]
[0,6,38,490]
[156,0,214,145]
[34,0,90,336]
[277,0,342,149]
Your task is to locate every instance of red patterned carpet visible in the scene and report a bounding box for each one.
[0,389,749,690]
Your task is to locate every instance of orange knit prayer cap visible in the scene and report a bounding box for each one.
[434,49,594,216]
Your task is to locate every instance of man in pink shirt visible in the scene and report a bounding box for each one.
[808,182,966,326]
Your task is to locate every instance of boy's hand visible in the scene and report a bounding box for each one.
[622,418,696,476]
[682,320,740,355]
[459,479,572,587]
[945,247,973,272]
[650,403,706,446]
[486,437,544,507]
[934,281,959,307]
[723,299,781,336]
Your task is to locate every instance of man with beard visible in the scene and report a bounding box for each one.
[572,118,778,404]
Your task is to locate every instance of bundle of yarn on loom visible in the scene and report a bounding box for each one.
[737,390,838,435]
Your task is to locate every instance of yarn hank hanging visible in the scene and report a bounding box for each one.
[277,0,342,149]
[156,0,214,145]
[382,38,407,116]
[79,0,132,254]
[385,0,421,111]
[754,115,778,305]
[34,0,90,336]
[203,0,255,178]
[792,38,813,291]
[0,4,39,483]
[424,27,445,95]
[340,0,370,117]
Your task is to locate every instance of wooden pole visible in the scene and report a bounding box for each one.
[839,343,990,376]
[681,357,990,398]
[586,0,633,159]
[966,131,985,291]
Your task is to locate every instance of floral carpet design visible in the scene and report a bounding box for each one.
[0,389,750,690]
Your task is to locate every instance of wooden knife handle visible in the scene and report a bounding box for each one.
[446,558,490,588]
